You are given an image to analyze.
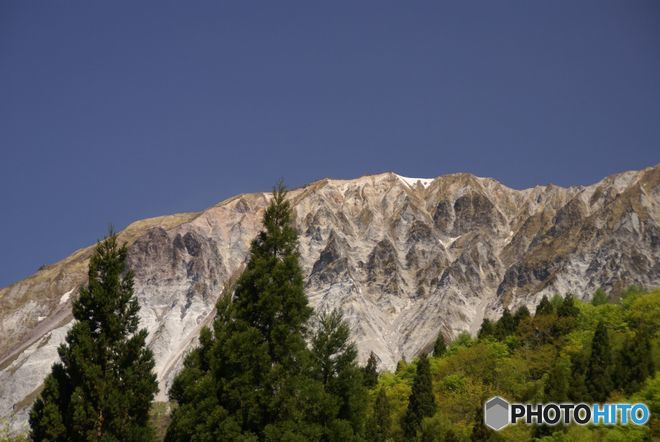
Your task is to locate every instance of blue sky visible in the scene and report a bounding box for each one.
[1,1,659,287]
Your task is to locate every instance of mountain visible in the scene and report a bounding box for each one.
[1,165,658,431]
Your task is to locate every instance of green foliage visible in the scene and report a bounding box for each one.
[29,231,158,441]
[166,185,367,441]
[478,318,496,339]
[495,308,516,339]
[535,295,554,316]
[470,407,491,441]
[433,333,447,357]
[372,288,659,440]
[557,294,579,318]
[550,294,564,312]
[0,419,28,442]
[592,288,609,306]
[544,355,570,402]
[310,309,367,436]
[616,329,655,394]
[363,352,380,388]
[402,354,436,439]
[366,388,390,442]
[587,321,613,402]
[512,305,530,327]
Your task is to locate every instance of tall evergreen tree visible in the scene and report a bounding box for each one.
[433,333,447,357]
[310,309,367,438]
[29,231,158,441]
[395,357,407,374]
[512,305,530,327]
[363,351,379,388]
[478,319,495,339]
[166,184,366,441]
[445,429,459,442]
[366,387,391,442]
[545,356,570,402]
[591,288,608,306]
[586,321,613,402]
[568,353,590,403]
[617,328,655,394]
[470,406,491,442]
[402,354,436,440]
[495,308,515,339]
[535,295,553,316]
[557,294,579,318]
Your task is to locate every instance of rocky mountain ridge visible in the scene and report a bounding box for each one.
[1,165,658,431]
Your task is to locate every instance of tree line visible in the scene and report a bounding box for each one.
[24,184,658,441]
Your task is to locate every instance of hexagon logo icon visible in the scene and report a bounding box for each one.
[484,396,510,431]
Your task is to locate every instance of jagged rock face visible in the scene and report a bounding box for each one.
[1,166,659,431]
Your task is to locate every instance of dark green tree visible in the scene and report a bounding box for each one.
[545,356,570,402]
[617,328,655,394]
[29,231,158,441]
[535,295,554,316]
[363,351,379,388]
[512,305,530,327]
[366,387,391,442]
[478,319,495,339]
[470,406,491,442]
[395,357,407,374]
[586,321,613,402]
[495,308,515,339]
[568,353,590,402]
[402,354,436,440]
[557,294,579,318]
[591,288,608,306]
[310,309,367,438]
[433,333,447,357]
[167,184,366,441]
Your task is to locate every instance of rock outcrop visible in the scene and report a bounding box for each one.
[1,166,658,431]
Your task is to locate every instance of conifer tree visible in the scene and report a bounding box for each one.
[470,406,490,442]
[591,288,608,306]
[29,231,158,441]
[617,328,655,394]
[512,305,530,327]
[495,308,515,339]
[395,357,407,374]
[167,184,319,440]
[586,321,613,402]
[433,333,447,357]
[402,354,436,440]
[557,294,579,318]
[545,356,570,402]
[568,353,590,402]
[167,184,367,441]
[445,429,459,442]
[363,351,379,388]
[310,309,367,438]
[366,387,391,442]
[478,319,495,339]
[535,295,553,316]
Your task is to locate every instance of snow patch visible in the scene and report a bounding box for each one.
[396,175,435,189]
[59,289,74,305]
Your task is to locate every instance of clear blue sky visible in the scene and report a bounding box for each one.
[1,1,659,287]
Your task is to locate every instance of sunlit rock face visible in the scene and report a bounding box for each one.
[1,165,658,431]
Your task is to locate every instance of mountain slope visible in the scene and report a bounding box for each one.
[1,165,658,431]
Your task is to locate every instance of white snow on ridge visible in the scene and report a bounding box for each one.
[59,288,74,305]
[396,174,435,189]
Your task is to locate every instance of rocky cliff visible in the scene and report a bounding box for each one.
[1,165,658,431]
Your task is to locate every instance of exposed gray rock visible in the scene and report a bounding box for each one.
[0,166,658,432]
